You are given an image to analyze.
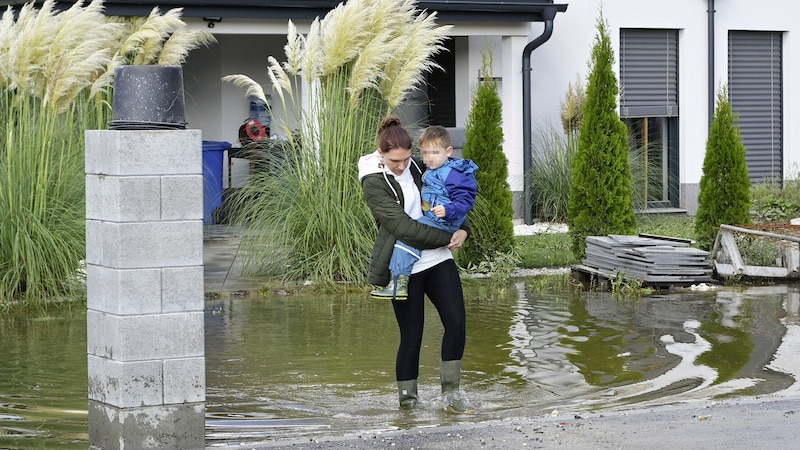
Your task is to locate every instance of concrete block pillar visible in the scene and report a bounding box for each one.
[85,130,205,450]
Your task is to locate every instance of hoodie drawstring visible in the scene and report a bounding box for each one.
[383,171,401,204]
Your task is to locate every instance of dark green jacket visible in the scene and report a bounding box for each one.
[361,158,468,286]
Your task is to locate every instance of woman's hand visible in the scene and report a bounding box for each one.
[447,229,467,251]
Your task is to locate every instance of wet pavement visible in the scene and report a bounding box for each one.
[225,395,800,449]
[204,225,266,295]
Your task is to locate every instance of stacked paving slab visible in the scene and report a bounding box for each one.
[577,234,715,287]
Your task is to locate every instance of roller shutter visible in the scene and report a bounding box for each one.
[619,29,679,118]
[728,31,783,183]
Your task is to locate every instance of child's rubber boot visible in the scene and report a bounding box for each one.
[370,274,408,300]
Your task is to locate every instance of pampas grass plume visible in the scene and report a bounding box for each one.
[221,74,267,103]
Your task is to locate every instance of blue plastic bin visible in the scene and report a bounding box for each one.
[202,140,232,224]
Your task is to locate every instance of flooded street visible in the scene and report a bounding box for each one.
[2,279,800,448]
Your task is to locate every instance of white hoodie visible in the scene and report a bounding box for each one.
[357,150,452,274]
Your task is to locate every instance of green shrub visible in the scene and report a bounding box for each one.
[567,12,636,258]
[530,75,658,222]
[459,50,515,268]
[694,86,751,249]
[750,177,800,223]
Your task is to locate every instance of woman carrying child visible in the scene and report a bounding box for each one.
[356,116,474,413]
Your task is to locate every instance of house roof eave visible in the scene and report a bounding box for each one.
[0,1,568,23]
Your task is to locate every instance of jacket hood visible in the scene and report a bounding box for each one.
[358,150,386,181]
[447,157,478,176]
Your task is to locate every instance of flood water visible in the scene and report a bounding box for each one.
[2,279,800,448]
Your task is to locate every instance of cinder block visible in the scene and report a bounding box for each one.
[87,355,163,407]
[86,129,201,176]
[88,401,205,450]
[85,220,103,266]
[96,221,203,268]
[87,311,204,361]
[161,175,203,221]
[86,310,111,358]
[163,357,205,404]
[162,266,204,312]
[86,174,162,222]
[86,264,162,315]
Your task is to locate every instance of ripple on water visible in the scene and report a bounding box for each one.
[3,283,800,447]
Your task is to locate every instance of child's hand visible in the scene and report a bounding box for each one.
[432,205,446,218]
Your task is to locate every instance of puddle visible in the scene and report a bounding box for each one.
[2,280,799,448]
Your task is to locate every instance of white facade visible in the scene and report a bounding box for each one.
[532,0,797,213]
[181,0,798,217]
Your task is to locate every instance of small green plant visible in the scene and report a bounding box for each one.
[609,271,653,297]
[736,235,782,267]
[463,250,519,287]
[526,273,583,295]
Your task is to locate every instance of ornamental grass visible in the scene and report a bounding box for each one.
[0,0,212,303]
[224,0,451,287]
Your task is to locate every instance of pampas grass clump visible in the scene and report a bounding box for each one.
[0,0,213,303]
[223,0,451,287]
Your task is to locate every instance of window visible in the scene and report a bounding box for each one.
[728,31,783,183]
[620,28,680,208]
[427,37,457,127]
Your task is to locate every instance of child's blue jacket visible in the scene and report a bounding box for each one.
[421,157,478,231]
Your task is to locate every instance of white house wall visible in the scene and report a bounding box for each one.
[184,33,287,144]
[533,0,798,213]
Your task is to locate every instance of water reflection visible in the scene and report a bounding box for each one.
[0,305,88,449]
[2,283,800,448]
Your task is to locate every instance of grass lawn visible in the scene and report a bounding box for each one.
[516,214,696,269]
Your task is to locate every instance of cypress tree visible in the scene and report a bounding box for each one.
[694,86,751,249]
[460,51,515,267]
[567,12,636,258]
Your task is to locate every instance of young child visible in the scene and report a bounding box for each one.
[371,126,478,300]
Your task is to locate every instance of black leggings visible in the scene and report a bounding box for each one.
[393,258,465,381]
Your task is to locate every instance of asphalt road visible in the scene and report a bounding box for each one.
[233,395,800,449]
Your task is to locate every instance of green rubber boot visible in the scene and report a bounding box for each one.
[440,360,475,414]
[397,379,418,409]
